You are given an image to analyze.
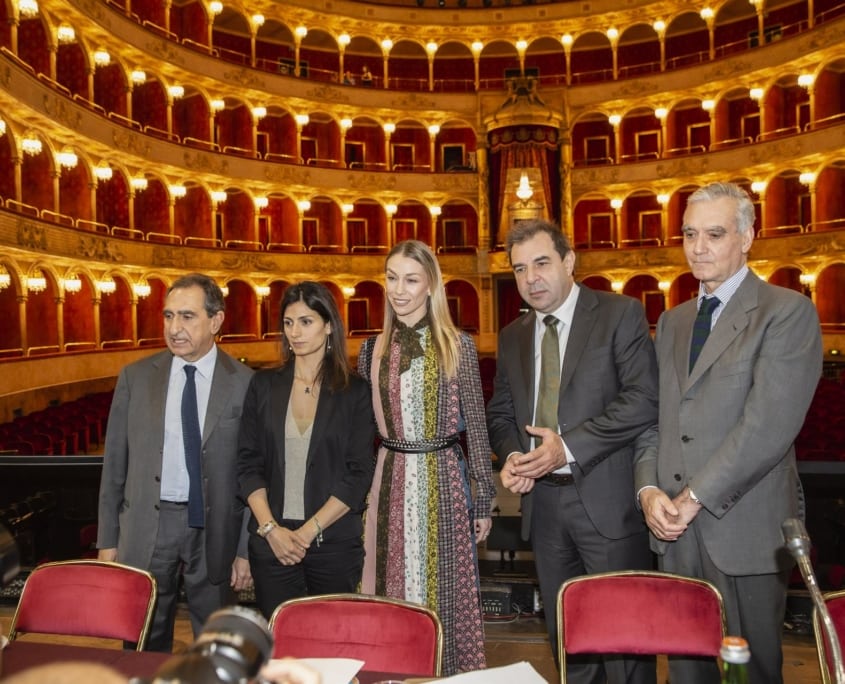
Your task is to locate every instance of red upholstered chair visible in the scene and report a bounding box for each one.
[269,593,443,676]
[814,589,845,683]
[7,559,157,650]
[557,570,725,683]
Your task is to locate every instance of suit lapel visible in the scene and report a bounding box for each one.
[674,301,697,389]
[516,314,536,422]
[151,352,172,446]
[270,367,293,458]
[308,388,333,470]
[203,351,234,446]
[560,287,597,393]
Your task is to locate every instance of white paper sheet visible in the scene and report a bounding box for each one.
[432,661,548,683]
[268,657,364,684]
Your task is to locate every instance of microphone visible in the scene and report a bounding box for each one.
[783,518,845,684]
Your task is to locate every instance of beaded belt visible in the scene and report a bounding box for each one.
[380,434,460,454]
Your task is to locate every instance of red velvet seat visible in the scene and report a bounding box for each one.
[7,559,158,650]
[814,589,845,683]
[269,593,443,676]
[557,570,725,683]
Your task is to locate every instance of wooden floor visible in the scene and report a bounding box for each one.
[0,604,824,683]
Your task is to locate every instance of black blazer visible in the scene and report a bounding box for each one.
[237,364,376,542]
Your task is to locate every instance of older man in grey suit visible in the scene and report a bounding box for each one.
[487,219,658,683]
[636,182,823,683]
[97,273,253,651]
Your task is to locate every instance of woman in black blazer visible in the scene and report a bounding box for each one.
[237,281,376,619]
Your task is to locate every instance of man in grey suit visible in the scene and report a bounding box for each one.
[636,182,823,683]
[487,219,658,683]
[97,273,254,651]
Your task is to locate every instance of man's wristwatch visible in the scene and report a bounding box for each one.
[687,488,702,505]
[256,519,278,538]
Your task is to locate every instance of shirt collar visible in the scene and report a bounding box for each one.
[173,344,218,380]
[697,265,748,308]
[535,283,580,329]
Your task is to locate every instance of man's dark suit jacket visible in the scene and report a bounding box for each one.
[97,348,253,584]
[487,285,658,541]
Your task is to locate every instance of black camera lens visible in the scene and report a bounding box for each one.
[151,605,273,684]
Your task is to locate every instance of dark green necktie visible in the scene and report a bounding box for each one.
[536,314,561,432]
[689,296,720,374]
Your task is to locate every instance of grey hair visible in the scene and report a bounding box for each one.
[686,182,756,235]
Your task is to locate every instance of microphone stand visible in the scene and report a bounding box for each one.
[783,518,845,684]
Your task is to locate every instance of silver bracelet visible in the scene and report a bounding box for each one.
[256,519,277,538]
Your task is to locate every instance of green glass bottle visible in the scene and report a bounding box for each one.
[721,636,750,684]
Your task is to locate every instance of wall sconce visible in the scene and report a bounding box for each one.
[294,113,310,127]
[608,114,621,127]
[606,27,619,41]
[27,273,47,293]
[799,172,816,186]
[167,85,185,100]
[209,1,223,15]
[97,278,116,295]
[611,281,624,294]
[255,285,271,298]
[210,98,225,112]
[55,148,78,170]
[17,0,38,18]
[341,285,356,299]
[94,162,113,181]
[749,87,764,101]
[700,7,714,20]
[56,24,76,44]
[93,49,110,67]
[426,42,438,56]
[340,117,353,132]
[658,280,671,293]
[63,274,82,293]
[385,203,398,216]
[656,193,670,206]
[133,282,151,298]
[429,205,442,217]
[383,122,396,135]
[799,273,816,288]
[654,107,668,121]
[21,135,42,156]
[750,181,767,194]
[560,34,573,48]
[251,106,267,120]
[427,124,440,136]
[251,14,265,27]
[130,69,147,85]
[610,198,624,210]
[0,119,5,136]
[131,176,148,191]
[471,40,484,55]
[797,73,815,88]
[381,38,394,53]
[341,203,355,215]
[0,265,10,290]
[516,173,533,202]
[653,20,666,33]
[515,39,528,54]
[294,25,308,39]
[220,285,229,297]
[254,196,269,210]
[211,190,227,206]
[338,33,351,48]
[701,99,715,112]
[168,184,187,199]
[297,199,311,212]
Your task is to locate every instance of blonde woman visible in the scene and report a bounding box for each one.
[359,240,495,675]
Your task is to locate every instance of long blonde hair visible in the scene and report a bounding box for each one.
[375,240,461,378]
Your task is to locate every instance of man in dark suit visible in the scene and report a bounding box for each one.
[487,219,658,683]
[97,273,254,652]
[635,182,823,683]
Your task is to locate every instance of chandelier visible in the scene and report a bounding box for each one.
[63,275,82,293]
[56,147,78,170]
[0,265,10,290]
[516,173,533,202]
[27,272,47,293]
[17,0,38,18]
[21,135,42,156]
[133,282,151,298]
[97,278,116,295]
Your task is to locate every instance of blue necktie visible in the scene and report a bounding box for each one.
[689,296,720,374]
[182,365,204,528]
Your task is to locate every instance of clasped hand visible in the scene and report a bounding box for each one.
[639,487,701,541]
[267,525,310,565]
[500,425,566,494]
